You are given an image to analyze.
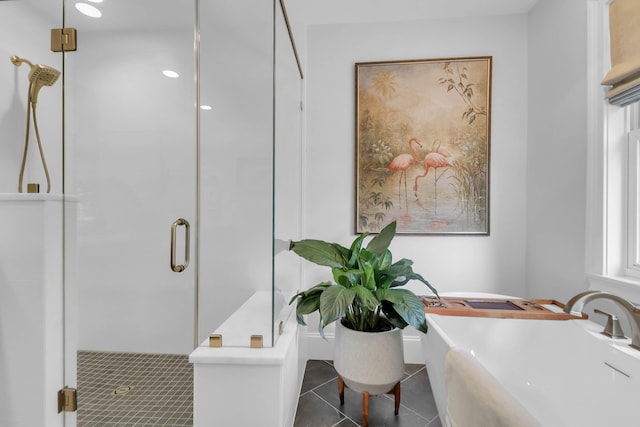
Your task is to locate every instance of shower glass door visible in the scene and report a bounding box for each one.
[63,0,197,416]
[61,0,301,422]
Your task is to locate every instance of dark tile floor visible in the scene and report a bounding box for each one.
[294,360,442,427]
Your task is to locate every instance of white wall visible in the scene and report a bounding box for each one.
[301,14,530,361]
[304,14,529,298]
[526,0,588,301]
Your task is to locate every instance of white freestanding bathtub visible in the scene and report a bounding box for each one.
[421,293,640,426]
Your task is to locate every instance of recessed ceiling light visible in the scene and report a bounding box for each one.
[200,105,212,110]
[162,70,179,78]
[86,0,103,3]
[75,2,102,18]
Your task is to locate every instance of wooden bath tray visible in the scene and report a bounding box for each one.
[422,297,588,320]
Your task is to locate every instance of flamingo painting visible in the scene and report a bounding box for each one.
[413,140,453,213]
[387,137,422,209]
[355,57,491,234]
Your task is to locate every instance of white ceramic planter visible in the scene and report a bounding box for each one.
[334,320,405,395]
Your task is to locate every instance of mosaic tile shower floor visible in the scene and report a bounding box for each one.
[77,351,193,426]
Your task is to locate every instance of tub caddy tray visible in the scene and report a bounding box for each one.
[422,297,587,320]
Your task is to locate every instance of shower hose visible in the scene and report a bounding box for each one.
[18,80,51,194]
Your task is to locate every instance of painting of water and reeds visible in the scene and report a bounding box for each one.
[355,56,492,234]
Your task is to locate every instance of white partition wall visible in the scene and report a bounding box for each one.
[0,196,64,427]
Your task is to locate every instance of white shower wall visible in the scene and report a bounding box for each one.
[0,2,61,195]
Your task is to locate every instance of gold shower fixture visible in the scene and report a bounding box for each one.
[11,55,61,194]
[11,55,60,104]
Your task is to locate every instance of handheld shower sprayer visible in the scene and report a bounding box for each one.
[11,55,60,104]
[11,55,60,194]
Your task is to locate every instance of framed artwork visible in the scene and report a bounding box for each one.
[355,56,492,235]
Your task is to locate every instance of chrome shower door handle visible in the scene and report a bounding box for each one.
[170,218,190,272]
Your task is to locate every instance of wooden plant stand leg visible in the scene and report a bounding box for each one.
[338,375,345,405]
[337,376,401,426]
[362,392,370,427]
[393,381,401,415]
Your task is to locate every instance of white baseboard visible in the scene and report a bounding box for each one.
[302,331,426,364]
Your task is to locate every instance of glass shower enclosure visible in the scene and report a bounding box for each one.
[0,0,302,425]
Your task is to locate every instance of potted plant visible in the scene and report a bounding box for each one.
[289,221,438,405]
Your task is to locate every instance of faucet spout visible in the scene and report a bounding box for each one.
[564,291,640,350]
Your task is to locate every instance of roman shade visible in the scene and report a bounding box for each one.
[602,0,640,106]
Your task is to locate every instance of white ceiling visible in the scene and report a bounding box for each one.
[13,0,542,30]
[287,0,541,25]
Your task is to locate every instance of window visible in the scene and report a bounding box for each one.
[626,107,640,277]
[586,0,640,300]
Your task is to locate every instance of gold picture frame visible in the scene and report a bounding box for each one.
[355,56,492,234]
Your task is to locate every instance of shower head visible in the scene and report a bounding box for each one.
[28,64,60,86]
[11,55,60,104]
[28,65,60,104]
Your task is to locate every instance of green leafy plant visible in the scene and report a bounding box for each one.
[289,221,438,336]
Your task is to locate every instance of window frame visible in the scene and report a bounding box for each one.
[586,0,640,301]
[627,126,640,277]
